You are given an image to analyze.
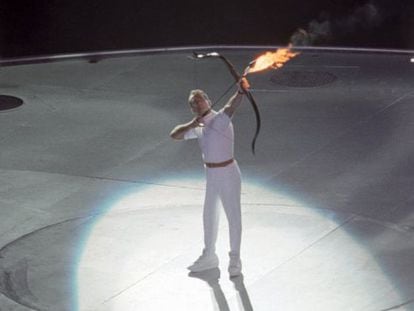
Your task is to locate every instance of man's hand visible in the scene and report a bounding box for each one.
[189,116,205,128]
[190,116,203,127]
[238,77,250,93]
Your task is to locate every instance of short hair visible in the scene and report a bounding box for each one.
[188,89,211,106]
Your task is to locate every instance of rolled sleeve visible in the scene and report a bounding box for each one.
[184,128,199,140]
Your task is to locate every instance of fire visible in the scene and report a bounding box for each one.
[245,46,300,75]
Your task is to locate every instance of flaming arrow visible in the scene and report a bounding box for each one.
[192,47,300,155]
[193,51,261,155]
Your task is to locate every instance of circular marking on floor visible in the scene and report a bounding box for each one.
[0,95,24,111]
[270,70,338,87]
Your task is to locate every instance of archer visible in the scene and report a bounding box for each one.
[169,77,249,277]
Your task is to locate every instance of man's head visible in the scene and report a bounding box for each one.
[188,89,211,116]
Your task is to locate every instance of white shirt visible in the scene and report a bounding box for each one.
[184,109,234,163]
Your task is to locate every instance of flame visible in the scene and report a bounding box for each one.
[245,46,300,75]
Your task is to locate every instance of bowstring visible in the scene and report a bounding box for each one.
[210,81,237,109]
[191,58,251,153]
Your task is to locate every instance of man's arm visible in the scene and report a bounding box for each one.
[169,117,201,140]
[222,92,243,118]
[223,78,250,118]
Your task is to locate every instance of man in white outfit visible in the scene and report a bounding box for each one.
[170,79,248,277]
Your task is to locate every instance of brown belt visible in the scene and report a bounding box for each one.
[205,158,234,168]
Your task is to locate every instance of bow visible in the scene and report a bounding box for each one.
[193,52,261,155]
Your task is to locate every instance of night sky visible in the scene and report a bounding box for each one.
[0,0,413,58]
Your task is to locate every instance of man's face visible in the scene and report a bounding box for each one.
[189,94,210,115]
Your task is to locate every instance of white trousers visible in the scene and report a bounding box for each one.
[203,161,242,256]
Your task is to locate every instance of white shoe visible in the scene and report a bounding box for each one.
[187,250,219,272]
[228,252,242,277]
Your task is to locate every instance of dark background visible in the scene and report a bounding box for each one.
[0,0,413,58]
